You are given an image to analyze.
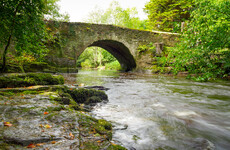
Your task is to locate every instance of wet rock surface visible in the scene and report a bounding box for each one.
[191,138,215,150]
[84,86,110,91]
[0,85,126,150]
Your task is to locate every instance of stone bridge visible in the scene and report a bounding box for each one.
[47,21,178,71]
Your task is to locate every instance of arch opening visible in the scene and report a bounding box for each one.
[89,40,136,71]
[77,46,120,70]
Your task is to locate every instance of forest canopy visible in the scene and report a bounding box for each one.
[0,0,68,72]
[144,0,194,32]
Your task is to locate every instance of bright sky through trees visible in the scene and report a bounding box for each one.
[57,0,149,22]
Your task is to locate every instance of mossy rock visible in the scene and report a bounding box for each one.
[50,85,69,92]
[0,143,10,150]
[21,90,40,95]
[23,73,64,85]
[45,106,66,112]
[85,96,103,105]
[23,62,48,72]
[52,92,80,110]
[0,73,64,88]
[53,97,71,105]
[68,88,108,104]
[98,119,112,130]
[0,91,14,96]
[107,144,127,150]
[53,75,65,85]
[80,142,100,150]
[93,119,113,140]
[49,88,81,111]
[79,116,112,141]
[4,64,21,73]
[0,76,24,88]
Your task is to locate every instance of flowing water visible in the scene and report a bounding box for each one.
[63,70,230,150]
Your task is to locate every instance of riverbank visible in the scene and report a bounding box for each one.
[0,73,126,150]
[0,61,78,74]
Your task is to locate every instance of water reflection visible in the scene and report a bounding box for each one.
[64,70,230,150]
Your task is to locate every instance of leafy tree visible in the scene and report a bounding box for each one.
[169,0,230,81]
[77,47,117,68]
[0,0,63,72]
[86,0,147,29]
[144,0,194,32]
[101,49,116,64]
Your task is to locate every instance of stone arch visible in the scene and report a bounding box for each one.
[45,21,178,71]
[85,40,136,71]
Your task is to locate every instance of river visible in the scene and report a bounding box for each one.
[63,70,230,150]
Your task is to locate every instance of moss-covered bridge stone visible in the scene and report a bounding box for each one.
[47,21,178,71]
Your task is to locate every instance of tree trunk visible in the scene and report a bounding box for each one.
[73,46,77,67]
[1,0,24,72]
[1,35,12,72]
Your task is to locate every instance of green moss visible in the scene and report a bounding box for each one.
[4,64,21,73]
[45,105,66,112]
[45,111,59,120]
[0,143,10,150]
[79,115,112,140]
[23,62,48,72]
[25,73,59,85]
[21,107,36,112]
[85,96,102,105]
[49,90,80,110]
[0,76,23,88]
[0,73,64,88]
[21,90,40,95]
[80,115,98,124]
[0,91,14,96]
[81,142,100,150]
[69,99,80,110]
[49,87,108,110]
[24,77,36,85]
[53,97,70,105]
[98,119,112,130]
[107,144,127,150]
[68,88,108,104]
[94,119,112,140]
[53,75,64,84]
[50,85,69,92]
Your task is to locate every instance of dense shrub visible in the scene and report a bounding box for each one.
[105,60,121,70]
